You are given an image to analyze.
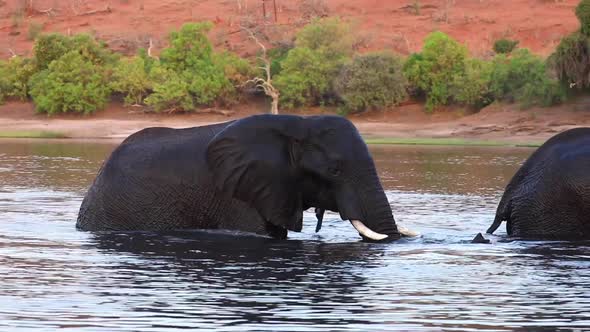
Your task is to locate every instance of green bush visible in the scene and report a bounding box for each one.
[275,47,334,108]
[158,22,234,108]
[451,58,493,109]
[0,56,36,102]
[404,31,468,112]
[295,17,354,58]
[216,51,255,85]
[33,33,117,70]
[334,52,407,113]
[493,38,519,54]
[267,45,292,76]
[28,51,111,115]
[0,62,8,103]
[33,34,72,70]
[549,32,590,89]
[70,34,119,67]
[144,64,193,112]
[490,49,565,108]
[110,56,152,105]
[138,48,157,74]
[160,22,215,72]
[577,0,590,36]
[275,17,353,108]
[215,52,256,105]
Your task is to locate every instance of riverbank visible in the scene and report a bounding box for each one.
[1,99,590,146]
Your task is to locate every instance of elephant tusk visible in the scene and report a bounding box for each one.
[350,220,389,241]
[397,225,419,237]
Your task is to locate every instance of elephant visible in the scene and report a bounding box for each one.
[77,114,416,242]
[486,128,590,239]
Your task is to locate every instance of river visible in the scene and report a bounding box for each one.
[1,140,589,331]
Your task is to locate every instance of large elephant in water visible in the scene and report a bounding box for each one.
[77,114,415,242]
[487,128,590,239]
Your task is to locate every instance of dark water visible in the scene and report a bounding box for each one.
[1,140,589,331]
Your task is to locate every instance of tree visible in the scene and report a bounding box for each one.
[576,0,590,36]
[0,56,36,102]
[334,52,407,113]
[549,0,590,89]
[275,17,354,108]
[28,51,111,115]
[110,56,152,106]
[241,27,280,114]
[491,49,565,108]
[144,63,193,112]
[404,31,468,112]
[158,22,234,108]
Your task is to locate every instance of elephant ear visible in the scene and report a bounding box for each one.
[206,115,308,232]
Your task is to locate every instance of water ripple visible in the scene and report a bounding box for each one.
[1,141,589,331]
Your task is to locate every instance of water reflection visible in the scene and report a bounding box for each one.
[0,139,114,191]
[371,145,527,196]
[91,231,389,327]
[1,140,590,331]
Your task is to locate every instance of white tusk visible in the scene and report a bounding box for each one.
[397,225,420,237]
[350,220,388,241]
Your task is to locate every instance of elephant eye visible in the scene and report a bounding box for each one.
[328,165,342,177]
[328,161,342,176]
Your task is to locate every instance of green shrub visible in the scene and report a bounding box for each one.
[28,51,111,115]
[215,51,255,87]
[186,65,233,106]
[217,52,254,84]
[577,0,590,36]
[404,31,468,112]
[493,38,519,54]
[69,34,119,67]
[110,56,152,105]
[490,49,565,108]
[275,18,353,108]
[138,48,157,73]
[0,62,7,103]
[33,33,118,71]
[144,64,193,112]
[295,17,354,58]
[267,45,292,76]
[33,34,72,70]
[275,47,334,108]
[216,51,256,104]
[451,58,493,109]
[334,52,407,113]
[549,32,590,89]
[159,22,234,107]
[160,22,215,72]
[0,56,36,102]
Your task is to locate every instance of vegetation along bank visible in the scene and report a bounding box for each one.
[2,1,590,145]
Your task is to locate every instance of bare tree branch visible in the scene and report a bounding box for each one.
[147,38,158,59]
[240,26,280,114]
[38,7,56,16]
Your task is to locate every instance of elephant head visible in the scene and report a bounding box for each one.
[206,114,412,241]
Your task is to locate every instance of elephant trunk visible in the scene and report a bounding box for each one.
[338,165,403,241]
[360,170,401,240]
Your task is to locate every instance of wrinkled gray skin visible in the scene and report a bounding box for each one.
[487,128,590,239]
[77,114,403,241]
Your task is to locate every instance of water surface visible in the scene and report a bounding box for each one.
[1,140,589,331]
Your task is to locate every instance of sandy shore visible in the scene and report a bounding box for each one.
[2,100,590,145]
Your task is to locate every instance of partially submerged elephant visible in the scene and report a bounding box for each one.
[77,114,415,242]
[487,128,590,239]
